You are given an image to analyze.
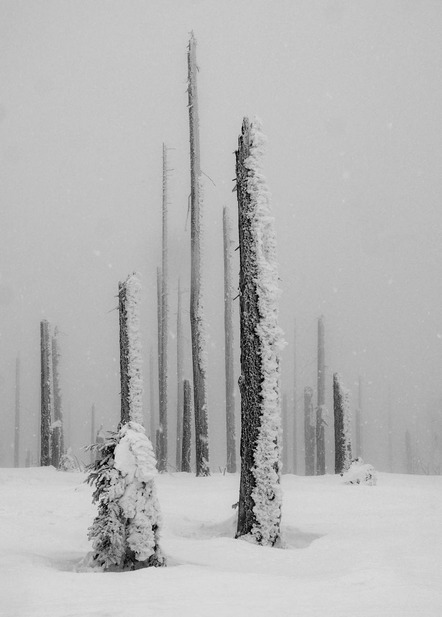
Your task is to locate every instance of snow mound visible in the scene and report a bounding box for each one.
[342,458,377,486]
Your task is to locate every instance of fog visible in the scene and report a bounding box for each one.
[1,0,441,473]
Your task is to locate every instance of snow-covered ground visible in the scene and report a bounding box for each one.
[1,467,441,617]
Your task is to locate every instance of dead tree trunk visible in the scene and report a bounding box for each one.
[282,393,289,474]
[160,143,169,470]
[304,386,315,475]
[316,315,326,475]
[333,373,352,474]
[223,206,236,473]
[118,274,143,426]
[187,32,209,476]
[235,117,283,546]
[182,379,192,473]
[176,280,184,471]
[51,328,63,468]
[40,320,52,466]
[14,356,20,467]
[156,267,167,471]
[292,322,298,475]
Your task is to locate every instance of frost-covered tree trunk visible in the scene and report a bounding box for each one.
[304,386,315,475]
[354,375,363,458]
[156,267,167,471]
[181,379,192,473]
[187,32,209,477]
[235,117,283,547]
[282,393,289,474]
[316,315,326,475]
[333,373,352,474]
[86,273,165,571]
[14,356,20,467]
[223,206,236,473]
[51,328,64,468]
[160,144,169,470]
[40,320,52,466]
[176,280,184,470]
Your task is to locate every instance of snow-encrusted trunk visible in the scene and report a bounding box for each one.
[182,379,192,473]
[156,267,166,471]
[176,280,184,470]
[316,315,326,475]
[235,117,284,547]
[223,206,237,473]
[51,329,64,468]
[304,386,315,475]
[187,32,209,477]
[40,320,52,466]
[333,373,352,474]
[86,273,165,571]
[14,356,20,467]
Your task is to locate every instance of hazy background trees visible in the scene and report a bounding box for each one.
[0,1,441,474]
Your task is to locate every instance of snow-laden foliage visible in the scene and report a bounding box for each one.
[334,373,352,473]
[246,118,285,546]
[85,422,165,571]
[124,274,143,425]
[342,458,377,486]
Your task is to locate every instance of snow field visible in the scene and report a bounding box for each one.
[0,468,441,617]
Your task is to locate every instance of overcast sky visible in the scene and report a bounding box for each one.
[1,0,441,470]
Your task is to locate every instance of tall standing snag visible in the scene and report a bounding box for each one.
[223,206,237,473]
[176,280,184,470]
[51,328,64,468]
[235,117,284,546]
[86,273,165,571]
[187,32,209,476]
[40,320,52,466]
[316,315,326,475]
[160,144,169,471]
[333,373,352,474]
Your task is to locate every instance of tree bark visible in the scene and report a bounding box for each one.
[182,379,192,473]
[51,328,63,468]
[176,280,184,470]
[40,320,52,466]
[188,32,210,476]
[119,282,130,425]
[161,143,169,470]
[282,393,289,474]
[316,315,326,475]
[304,386,315,475]
[333,373,352,474]
[156,267,167,471]
[223,206,236,473]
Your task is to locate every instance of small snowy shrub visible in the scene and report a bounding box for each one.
[342,458,377,486]
[85,421,166,571]
[59,448,83,472]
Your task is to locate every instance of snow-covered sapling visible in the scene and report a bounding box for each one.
[342,457,377,486]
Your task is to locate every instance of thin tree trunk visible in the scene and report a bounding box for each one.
[316,315,326,475]
[161,143,169,470]
[387,386,393,472]
[292,322,298,475]
[40,320,52,466]
[149,348,156,442]
[176,280,184,470]
[14,355,20,467]
[223,206,236,473]
[282,393,289,474]
[157,267,166,471]
[187,32,209,476]
[182,379,192,473]
[304,386,315,475]
[51,328,63,468]
[235,117,283,546]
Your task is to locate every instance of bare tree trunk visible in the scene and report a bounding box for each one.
[316,315,326,475]
[187,32,209,476]
[119,282,130,425]
[161,144,169,470]
[282,393,289,474]
[90,403,96,466]
[14,356,20,467]
[223,206,236,473]
[182,379,192,473]
[149,348,156,442]
[156,267,167,471]
[304,386,315,475]
[292,322,298,475]
[333,373,352,474]
[355,375,363,459]
[40,320,52,466]
[51,328,63,468]
[176,280,184,471]
[235,117,283,546]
